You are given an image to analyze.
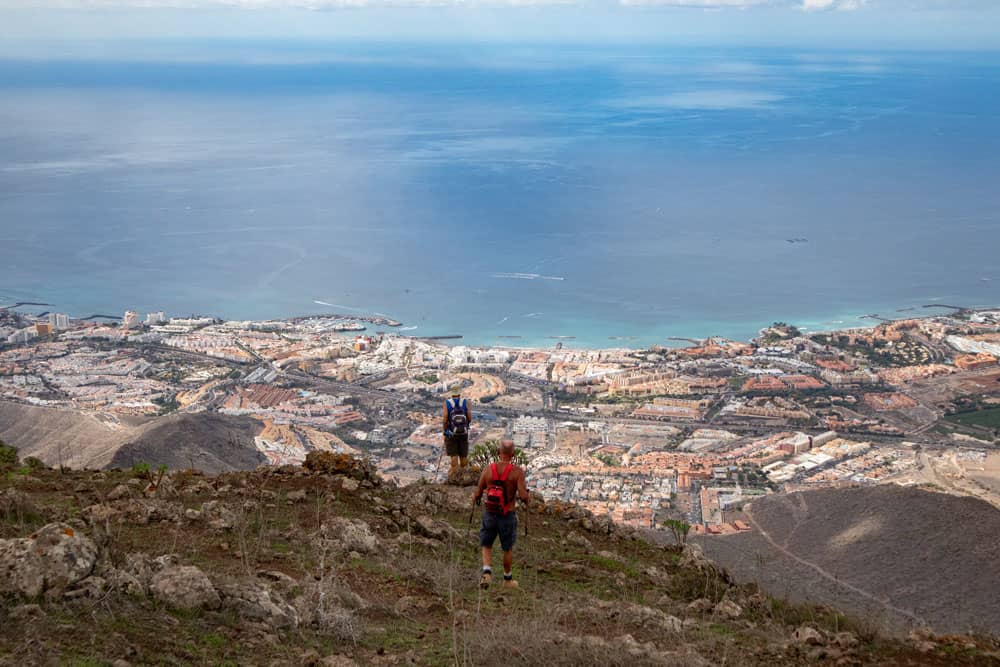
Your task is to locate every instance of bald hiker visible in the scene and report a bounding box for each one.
[443,388,471,472]
[473,440,529,589]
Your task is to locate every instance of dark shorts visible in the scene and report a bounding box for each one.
[480,510,517,552]
[445,432,469,457]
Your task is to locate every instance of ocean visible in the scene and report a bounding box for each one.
[1,44,999,348]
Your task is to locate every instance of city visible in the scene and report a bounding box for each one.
[2,305,1000,534]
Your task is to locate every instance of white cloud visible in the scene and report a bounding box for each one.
[801,0,866,10]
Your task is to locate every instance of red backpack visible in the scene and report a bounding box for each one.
[484,463,514,516]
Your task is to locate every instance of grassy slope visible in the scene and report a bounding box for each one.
[0,465,997,666]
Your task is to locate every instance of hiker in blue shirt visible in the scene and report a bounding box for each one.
[443,388,471,473]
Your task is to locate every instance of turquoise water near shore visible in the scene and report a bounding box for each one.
[1,45,999,348]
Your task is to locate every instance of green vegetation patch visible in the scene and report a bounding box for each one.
[945,407,1000,429]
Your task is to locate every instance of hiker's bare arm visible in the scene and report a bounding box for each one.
[442,404,449,432]
[473,468,488,503]
[465,405,472,425]
[517,469,529,502]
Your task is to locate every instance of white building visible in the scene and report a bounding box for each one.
[48,313,71,331]
[122,310,140,329]
[145,311,166,325]
[947,335,1000,357]
[6,327,38,345]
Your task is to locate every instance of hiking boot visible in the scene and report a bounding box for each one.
[502,578,519,589]
[479,572,492,589]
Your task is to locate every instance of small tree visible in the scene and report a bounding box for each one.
[0,439,18,468]
[663,518,691,546]
[469,440,527,468]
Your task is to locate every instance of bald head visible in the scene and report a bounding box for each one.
[499,440,516,461]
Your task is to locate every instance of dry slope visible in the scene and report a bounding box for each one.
[0,400,264,473]
[696,485,1000,637]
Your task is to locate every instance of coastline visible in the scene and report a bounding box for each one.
[5,291,996,350]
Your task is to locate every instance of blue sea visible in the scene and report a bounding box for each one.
[1,44,999,348]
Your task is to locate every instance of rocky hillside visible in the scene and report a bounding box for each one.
[0,401,263,472]
[696,485,1000,638]
[0,452,997,666]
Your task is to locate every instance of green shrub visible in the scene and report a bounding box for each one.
[23,456,46,471]
[469,440,527,468]
[0,441,19,468]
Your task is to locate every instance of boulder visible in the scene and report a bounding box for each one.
[150,565,221,610]
[219,580,298,629]
[686,598,714,614]
[445,466,481,487]
[792,625,824,646]
[287,489,308,504]
[303,452,378,483]
[256,569,298,593]
[107,484,131,501]
[566,531,594,552]
[321,518,380,554]
[412,515,456,542]
[81,504,122,525]
[0,523,98,598]
[714,599,743,620]
[201,500,237,532]
[597,600,682,633]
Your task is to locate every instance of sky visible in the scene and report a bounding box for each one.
[0,0,998,51]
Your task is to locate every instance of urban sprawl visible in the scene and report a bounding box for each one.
[3,305,1000,534]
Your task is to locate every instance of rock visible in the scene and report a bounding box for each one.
[9,603,42,620]
[184,509,202,521]
[644,566,671,586]
[412,515,455,542]
[0,523,98,598]
[714,599,742,620]
[686,598,714,614]
[679,543,713,572]
[792,625,824,646]
[112,660,133,667]
[201,500,237,531]
[219,580,298,629]
[320,656,359,667]
[339,477,360,493]
[303,451,378,484]
[393,533,440,550]
[104,567,146,597]
[150,565,221,611]
[257,569,298,593]
[445,465,481,487]
[598,600,682,633]
[566,531,593,552]
[287,489,308,504]
[64,575,106,600]
[81,504,121,525]
[321,518,380,554]
[833,632,859,650]
[107,484,131,501]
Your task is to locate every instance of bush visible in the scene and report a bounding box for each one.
[469,440,527,468]
[0,441,19,468]
[22,457,47,471]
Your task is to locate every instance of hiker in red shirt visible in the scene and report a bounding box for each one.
[473,440,529,589]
